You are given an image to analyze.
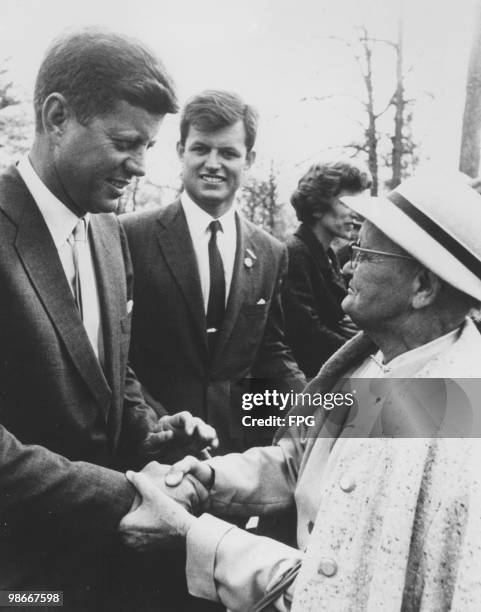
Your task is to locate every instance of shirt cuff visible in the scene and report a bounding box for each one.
[186,513,236,601]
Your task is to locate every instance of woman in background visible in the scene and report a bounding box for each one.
[283,159,372,378]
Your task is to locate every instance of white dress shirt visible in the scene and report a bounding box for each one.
[181,192,237,311]
[348,326,460,378]
[17,156,102,361]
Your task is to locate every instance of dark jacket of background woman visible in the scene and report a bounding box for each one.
[283,223,350,378]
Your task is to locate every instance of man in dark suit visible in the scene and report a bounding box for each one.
[0,29,215,610]
[122,90,304,455]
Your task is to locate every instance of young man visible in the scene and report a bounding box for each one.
[122,90,304,454]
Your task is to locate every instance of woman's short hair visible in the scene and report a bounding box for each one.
[291,159,372,225]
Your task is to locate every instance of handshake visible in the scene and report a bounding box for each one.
[118,456,213,551]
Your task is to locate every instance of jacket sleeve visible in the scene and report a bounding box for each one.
[252,245,306,391]
[187,514,301,611]
[0,422,135,541]
[206,437,302,517]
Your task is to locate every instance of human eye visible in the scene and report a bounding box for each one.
[113,138,136,152]
[221,149,240,160]
[190,144,208,154]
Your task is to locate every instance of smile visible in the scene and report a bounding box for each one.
[106,178,130,197]
[107,178,130,189]
[200,175,225,184]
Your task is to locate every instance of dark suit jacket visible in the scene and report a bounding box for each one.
[283,223,350,378]
[122,200,304,454]
[0,165,158,608]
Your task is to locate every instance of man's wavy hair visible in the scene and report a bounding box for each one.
[291,159,372,225]
[179,90,258,152]
[34,28,178,132]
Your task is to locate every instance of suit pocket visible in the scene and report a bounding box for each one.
[242,301,270,317]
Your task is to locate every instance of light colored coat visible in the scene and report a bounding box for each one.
[187,319,481,612]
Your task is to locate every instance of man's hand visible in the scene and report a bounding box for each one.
[119,469,195,552]
[133,461,209,514]
[165,455,214,490]
[140,411,219,463]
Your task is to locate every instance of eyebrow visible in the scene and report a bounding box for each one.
[109,131,156,145]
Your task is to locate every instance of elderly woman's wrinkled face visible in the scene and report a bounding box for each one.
[316,189,358,240]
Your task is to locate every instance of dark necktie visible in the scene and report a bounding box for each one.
[206,219,225,354]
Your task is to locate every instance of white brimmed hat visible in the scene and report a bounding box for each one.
[341,172,481,301]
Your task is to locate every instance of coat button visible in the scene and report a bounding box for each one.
[318,558,338,577]
[339,476,356,492]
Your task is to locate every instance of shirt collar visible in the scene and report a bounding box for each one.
[181,191,236,239]
[17,155,90,249]
[374,326,461,376]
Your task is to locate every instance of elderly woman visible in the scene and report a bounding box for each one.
[283,159,372,378]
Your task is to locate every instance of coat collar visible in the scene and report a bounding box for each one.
[314,317,481,385]
[155,200,207,352]
[295,223,336,270]
[297,318,481,442]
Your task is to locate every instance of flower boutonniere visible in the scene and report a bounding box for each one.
[244,247,257,269]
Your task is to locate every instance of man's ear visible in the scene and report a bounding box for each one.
[41,93,71,137]
[245,149,256,169]
[411,267,442,309]
[176,141,185,160]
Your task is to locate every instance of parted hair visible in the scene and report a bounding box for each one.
[291,159,372,225]
[34,28,178,132]
[179,90,258,151]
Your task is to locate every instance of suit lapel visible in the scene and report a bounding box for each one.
[155,201,207,349]
[10,177,111,416]
[89,215,123,408]
[212,213,253,361]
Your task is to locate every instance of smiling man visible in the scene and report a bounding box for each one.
[122,90,304,456]
[0,29,218,611]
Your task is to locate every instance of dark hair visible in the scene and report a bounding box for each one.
[34,28,178,132]
[291,159,372,225]
[179,90,258,152]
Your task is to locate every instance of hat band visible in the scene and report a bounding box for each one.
[388,190,481,280]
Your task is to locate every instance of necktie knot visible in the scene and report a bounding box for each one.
[209,219,222,237]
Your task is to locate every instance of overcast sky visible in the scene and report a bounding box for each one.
[0,0,477,199]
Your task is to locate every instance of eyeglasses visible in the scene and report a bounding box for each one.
[349,241,416,269]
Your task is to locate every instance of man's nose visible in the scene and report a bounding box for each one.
[204,150,221,170]
[125,149,147,177]
[342,259,354,281]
